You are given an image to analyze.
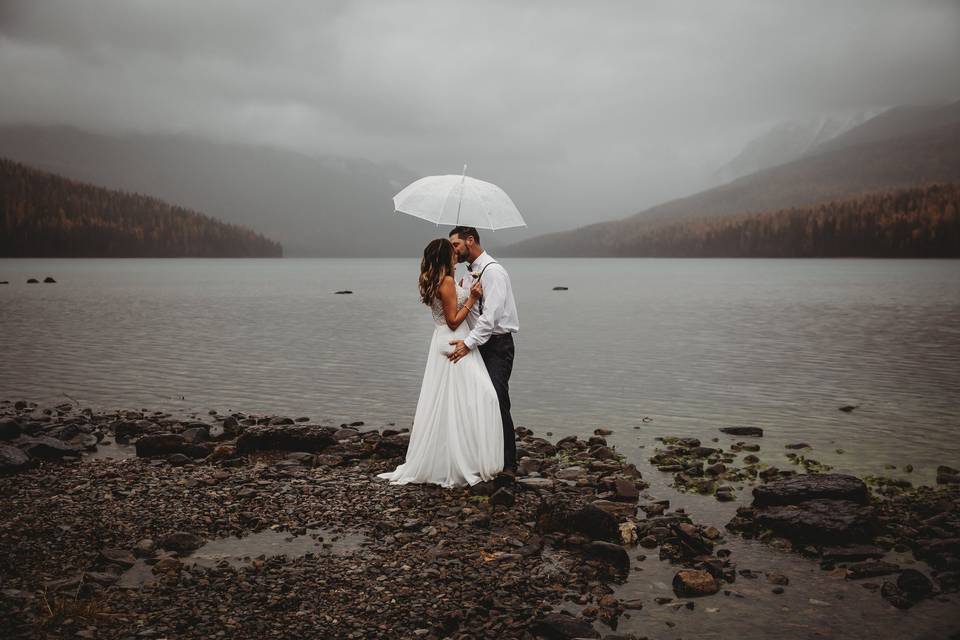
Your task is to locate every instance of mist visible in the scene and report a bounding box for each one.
[1,0,958,235]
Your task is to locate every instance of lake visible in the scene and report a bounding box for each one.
[2,258,959,484]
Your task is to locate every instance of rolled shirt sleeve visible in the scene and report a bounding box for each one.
[464,266,506,350]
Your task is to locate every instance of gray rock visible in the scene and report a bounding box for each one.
[720,426,763,437]
[536,501,621,543]
[180,427,209,444]
[847,561,900,579]
[0,419,21,440]
[821,545,886,561]
[531,612,599,639]
[100,548,136,567]
[18,436,81,460]
[490,487,516,507]
[135,433,185,457]
[236,425,337,453]
[158,531,204,553]
[585,541,630,573]
[0,444,33,475]
[755,499,877,543]
[753,473,869,507]
[897,569,933,600]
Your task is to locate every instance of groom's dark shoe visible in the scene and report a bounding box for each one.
[494,469,516,489]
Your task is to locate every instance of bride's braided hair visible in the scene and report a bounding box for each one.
[419,238,455,306]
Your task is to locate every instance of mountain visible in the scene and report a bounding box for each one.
[552,183,958,258]
[504,101,960,257]
[0,126,439,256]
[714,110,880,183]
[0,157,282,257]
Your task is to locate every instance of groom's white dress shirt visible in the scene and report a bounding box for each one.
[463,251,519,350]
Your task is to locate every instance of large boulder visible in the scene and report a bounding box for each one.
[0,419,21,440]
[753,473,869,507]
[754,499,877,543]
[536,501,622,543]
[236,424,337,454]
[0,444,33,475]
[18,436,81,460]
[135,434,186,457]
[372,433,410,458]
[584,541,630,573]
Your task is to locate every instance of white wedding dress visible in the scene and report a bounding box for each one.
[377,282,504,488]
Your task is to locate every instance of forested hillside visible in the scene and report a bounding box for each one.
[594,184,960,258]
[0,158,282,257]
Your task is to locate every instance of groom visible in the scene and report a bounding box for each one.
[447,226,519,473]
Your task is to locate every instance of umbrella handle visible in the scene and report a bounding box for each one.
[456,164,467,225]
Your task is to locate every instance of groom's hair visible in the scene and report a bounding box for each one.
[449,226,480,244]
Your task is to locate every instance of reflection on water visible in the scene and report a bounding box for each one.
[614,537,959,640]
[117,527,368,588]
[2,258,959,484]
[186,527,367,568]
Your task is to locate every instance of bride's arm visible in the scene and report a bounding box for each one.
[439,276,478,331]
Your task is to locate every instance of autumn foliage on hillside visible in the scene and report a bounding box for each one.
[612,184,960,257]
[0,157,282,257]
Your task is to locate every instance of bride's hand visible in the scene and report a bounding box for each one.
[470,281,483,300]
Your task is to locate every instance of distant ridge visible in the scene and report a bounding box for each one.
[0,126,437,257]
[0,157,282,257]
[504,101,960,257]
[543,183,957,258]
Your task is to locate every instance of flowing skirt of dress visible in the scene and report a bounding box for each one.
[377,321,504,488]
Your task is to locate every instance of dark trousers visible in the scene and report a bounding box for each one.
[478,333,516,470]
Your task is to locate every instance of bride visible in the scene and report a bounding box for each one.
[377,238,504,488]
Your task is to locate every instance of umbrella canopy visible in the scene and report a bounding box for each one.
[393,166,526,230]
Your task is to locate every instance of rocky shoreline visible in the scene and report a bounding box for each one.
[1,400,958,639]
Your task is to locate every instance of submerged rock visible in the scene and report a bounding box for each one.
[719,426,763,437]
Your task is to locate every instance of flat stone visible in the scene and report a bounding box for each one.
[720,427,763,437]
[755,499,877,543]
[847,561,900,580]
[17,436,80,460]
[753,473,869,507]
[517,477,555,491]
[236,425,337,454]
[100,548,136,568]
[821,545,886,561]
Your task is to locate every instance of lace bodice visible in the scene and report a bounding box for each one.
[431,283,469,326]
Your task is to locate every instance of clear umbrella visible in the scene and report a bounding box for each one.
[393,165,526,230]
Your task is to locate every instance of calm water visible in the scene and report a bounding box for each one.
[2,258,959,483]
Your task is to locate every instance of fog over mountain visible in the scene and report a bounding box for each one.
[1,1,959,253]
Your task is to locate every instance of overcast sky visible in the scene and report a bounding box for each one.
[1,0,958,232]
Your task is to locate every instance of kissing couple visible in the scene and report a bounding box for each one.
[378,226,519,488]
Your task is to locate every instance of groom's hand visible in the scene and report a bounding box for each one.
[447,340,470,363]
